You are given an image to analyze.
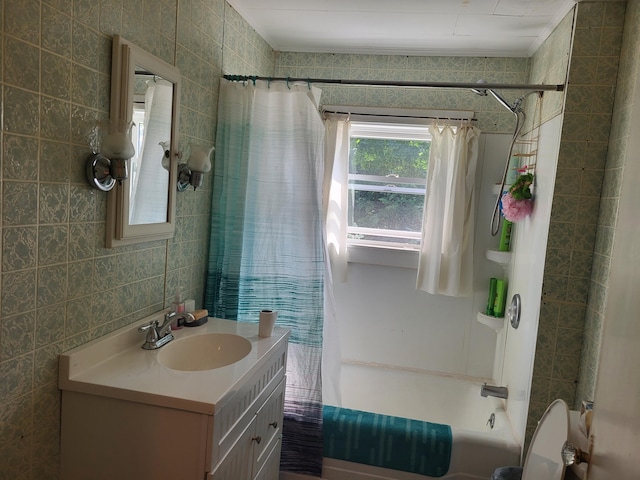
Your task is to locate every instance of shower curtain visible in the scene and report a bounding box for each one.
[205,79,326,475]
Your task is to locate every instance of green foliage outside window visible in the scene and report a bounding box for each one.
[350,138,429,177]
[349,137,429,234]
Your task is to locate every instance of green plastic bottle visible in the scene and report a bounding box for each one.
[494,280,507,317]
[499,220,513,252]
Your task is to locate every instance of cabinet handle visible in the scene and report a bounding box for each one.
[252,436,262,444]
[269,421,278,428]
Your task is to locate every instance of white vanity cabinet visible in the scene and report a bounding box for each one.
[59,316,289,480]
[210,378,285,480]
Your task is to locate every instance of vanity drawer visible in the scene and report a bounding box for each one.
[209,378,284,480]
[254,436,282,480]
[253,378,285,472]
[208,417,255,480]
[208,341,287,470]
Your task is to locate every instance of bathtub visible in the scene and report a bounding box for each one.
[281,362,521,480]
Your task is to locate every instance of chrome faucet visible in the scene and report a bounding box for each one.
[481,383,509,399]
[138,311,195,349]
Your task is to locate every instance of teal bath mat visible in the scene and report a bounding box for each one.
[323,405,452,477]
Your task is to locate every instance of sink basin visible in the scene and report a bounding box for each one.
[158,333,252,371]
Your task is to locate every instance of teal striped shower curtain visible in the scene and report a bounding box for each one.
[205,79,326,475]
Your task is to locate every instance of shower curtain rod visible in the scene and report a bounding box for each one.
[223,75,564,92]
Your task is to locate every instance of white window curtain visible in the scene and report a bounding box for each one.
[416,123,480,296]
[324,117,350,283]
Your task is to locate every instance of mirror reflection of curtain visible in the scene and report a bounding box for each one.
[205,79,327,476]
[129,80,172,225]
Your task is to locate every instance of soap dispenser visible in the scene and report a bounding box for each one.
[170,289,185,330]
[171,288,185,313]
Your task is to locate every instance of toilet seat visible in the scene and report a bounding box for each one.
[522,399,569,480]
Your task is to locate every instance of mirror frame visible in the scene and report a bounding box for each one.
[106,35,181,247]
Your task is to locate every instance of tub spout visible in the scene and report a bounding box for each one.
[481,383,508,399]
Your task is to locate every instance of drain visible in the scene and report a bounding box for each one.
[487,412,496,429]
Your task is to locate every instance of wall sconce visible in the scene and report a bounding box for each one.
[159,140,179,171]
[177,144,213,191]
[86,121,135,191]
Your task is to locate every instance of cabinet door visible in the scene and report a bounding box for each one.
[253,437,282,480]
[209,417,256,480]
[253,378,285,473]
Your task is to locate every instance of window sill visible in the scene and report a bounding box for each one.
[347,244,419,269]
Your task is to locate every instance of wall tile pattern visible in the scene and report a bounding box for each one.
[574,0,639,410]
[527,1,627,442]
[274,52,532,134]
[0,1,274,478]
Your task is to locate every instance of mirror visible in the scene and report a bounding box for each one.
[106,35,181,247]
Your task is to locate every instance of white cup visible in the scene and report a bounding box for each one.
[258,310,277,337]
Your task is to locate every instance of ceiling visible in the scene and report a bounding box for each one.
[226,0,578,57]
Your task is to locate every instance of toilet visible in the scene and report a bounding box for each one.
[522,399,569,479]
[493,399,587,480]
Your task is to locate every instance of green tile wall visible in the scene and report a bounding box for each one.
[274,52,531,134]
[0,1,274,478]
[528,1,627,442]
[575,0,640,410]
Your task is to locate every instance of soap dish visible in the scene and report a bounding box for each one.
[184,309,209,327]
[184,317,208,327]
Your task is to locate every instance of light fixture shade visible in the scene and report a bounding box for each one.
[187,145,213,172]
[102,132,135,160]
[86,119,136,191]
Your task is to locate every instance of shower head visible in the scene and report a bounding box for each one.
[470,79,488,96]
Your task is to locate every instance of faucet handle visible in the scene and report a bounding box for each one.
[138,319,158,332]
[138,320,159,343]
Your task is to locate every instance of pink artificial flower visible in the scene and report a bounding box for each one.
[501,191,534,222]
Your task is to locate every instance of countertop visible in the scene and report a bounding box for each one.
[59,312,289,415]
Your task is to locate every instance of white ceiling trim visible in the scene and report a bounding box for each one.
[226,0,581,57]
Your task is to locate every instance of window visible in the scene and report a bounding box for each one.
[347,122,431,251]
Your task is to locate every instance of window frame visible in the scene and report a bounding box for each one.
[346,121,432,254]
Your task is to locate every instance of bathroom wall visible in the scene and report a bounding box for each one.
[587,4,640,477]
[575,0,637,409]
[497,7,573,449]
[0,1,273,478]
[527,1,627,443]
[275,51,531,135]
